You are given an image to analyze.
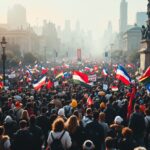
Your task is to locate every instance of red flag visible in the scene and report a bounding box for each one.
[46,80,53,89]
[0,82,4,89]
[41,67,48,75]
[127,87,136,119]
[87,96,94,106]
[93,65,98,72]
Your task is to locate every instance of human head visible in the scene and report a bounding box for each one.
[99,112,106,122]
[134,147,147,150]
[122,127,133,137]
[86,108,93,116]
[52,118,64,132]
[19,120,27,129]
[65,115,79,134]
[134,104,140,112]
[29,115,36,125]
[105,136,115,150]
[82,140,95,150]
[93,111,99,121]
[21,110,29,120]
[114,116,123,125]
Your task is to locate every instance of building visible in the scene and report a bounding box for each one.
[0,27,39,57]
[123,25,141,51]
[119,0,128,33]
[136,12,147,27]
[7,4,28,29]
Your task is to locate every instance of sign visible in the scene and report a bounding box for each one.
[103,84,108,91]
[8,73,16,79]
[54,81,59,87]
[88,74,97,82]
[77,48,81,61]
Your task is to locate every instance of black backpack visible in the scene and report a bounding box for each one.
[50,131,65,150]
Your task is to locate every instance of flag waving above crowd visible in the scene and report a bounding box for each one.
[116,65,131,85]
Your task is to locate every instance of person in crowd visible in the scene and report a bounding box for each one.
[144,108,150,149]
[47,117,72,150]
[28,115,44,150]
[82,140,95,150]
[36,107,50,147]
[65,115,84,150]
[0,126,11,150]
[99,112,109,137]
[20,110,30,124]
[118,127,137,150]
[82,108,93,127]
[105,136,116,150]
[104,102,117,125]
[129,104,146,147]
[85,111,105,150]
[134,147,147,150]
[13,101,24,122]
[3,115,17,139]
[12,120,34,150]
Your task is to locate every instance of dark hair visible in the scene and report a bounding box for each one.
[105,136,114,149]
[134,104,140,111]
[93,111,99,120]
[145,108,150,116]
[52,118,64,132]
[19,120,27,128]
[86,108,92,115]
[30,115,36,125]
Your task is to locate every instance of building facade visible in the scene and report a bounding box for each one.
[0,27,39,57]
[123,26,141,51]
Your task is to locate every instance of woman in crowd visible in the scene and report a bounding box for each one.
[47,117,72,150]
[65,115,84,150]
[0,126,11,150]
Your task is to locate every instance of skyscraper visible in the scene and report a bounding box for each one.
[136,12,147,27]
[7,4,27,29]
[119,0,128,33]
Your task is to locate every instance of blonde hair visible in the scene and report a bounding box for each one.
[65,115,79,134]
[21,110,30,121]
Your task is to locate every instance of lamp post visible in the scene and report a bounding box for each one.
[0,37,7,86]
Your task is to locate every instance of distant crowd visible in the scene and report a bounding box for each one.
[0,62,149,150]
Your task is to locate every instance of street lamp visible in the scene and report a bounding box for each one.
[0,37,7,86]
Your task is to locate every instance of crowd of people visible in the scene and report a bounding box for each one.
[0,61,149,150]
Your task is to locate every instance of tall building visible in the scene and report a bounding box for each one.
[136,12,147,27]
[7,4,27,29]
[119,0,128,33]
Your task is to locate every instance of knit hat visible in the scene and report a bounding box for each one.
[100,102,106,109]
[4,115,13,123]
[58,108,65,116]
[15,101,23,108]
[70,99,78,108]
[114,116,123,124]
[83,140,95,150]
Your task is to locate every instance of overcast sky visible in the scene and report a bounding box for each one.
[0,0,147,34]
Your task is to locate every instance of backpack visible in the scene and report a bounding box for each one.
[50,131,65,150]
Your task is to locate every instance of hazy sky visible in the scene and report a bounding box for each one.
[0,0,147,34]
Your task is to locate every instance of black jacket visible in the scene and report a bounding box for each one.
[85,120,105,150]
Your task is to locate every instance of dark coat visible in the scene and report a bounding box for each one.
[129,112,145,136]
[85,120,105,150]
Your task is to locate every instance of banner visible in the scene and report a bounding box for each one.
[8,73,16,79]
[88,74,97,82]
